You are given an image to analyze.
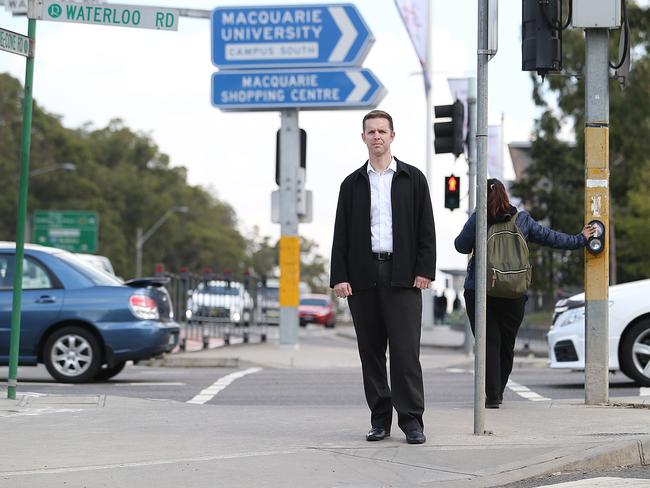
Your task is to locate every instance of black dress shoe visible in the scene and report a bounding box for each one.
[405,429,426,444]
[485,400,500,409]
[366,426,390,441]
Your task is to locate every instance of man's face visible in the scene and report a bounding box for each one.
[362,117,394,158]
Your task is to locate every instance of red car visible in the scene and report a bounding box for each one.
[299,294,336,328]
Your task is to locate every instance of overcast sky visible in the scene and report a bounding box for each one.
[1,1,541,288]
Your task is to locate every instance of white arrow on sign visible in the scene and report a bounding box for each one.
[329,6,356,63]
[346,71,371,102]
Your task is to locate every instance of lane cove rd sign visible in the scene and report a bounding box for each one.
[0,27,31,56]
[211,4,374,68]
[212,68,385,110]
[29,0,179,31]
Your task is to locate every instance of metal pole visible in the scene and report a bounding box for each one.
[474,0,489,434]
[8,18,37,400]
[464,76,477,355]
[135,227,143,277]
[584,28,610,405]
[278,109,300,346]
[421,0,434,330]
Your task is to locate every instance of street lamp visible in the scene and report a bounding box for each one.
[135,206,189,277]
[29,162,77,178]
[24,163,77,243]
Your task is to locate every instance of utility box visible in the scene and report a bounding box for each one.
[572,0,621,29]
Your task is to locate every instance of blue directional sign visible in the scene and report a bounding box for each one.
[211,68,386,111]
[211,4,374,68]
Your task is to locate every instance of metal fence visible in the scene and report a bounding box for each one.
[159,270,279,350]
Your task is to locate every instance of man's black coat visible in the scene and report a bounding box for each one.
[330,158,436,291]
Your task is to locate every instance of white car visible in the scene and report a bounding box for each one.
[74,253,116,276]
[186,280,254,325]
[548,279,650,386]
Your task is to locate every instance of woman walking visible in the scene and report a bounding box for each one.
[454,178,596,408]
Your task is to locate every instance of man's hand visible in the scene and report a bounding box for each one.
[412,276,431,289]
[334,282,353,298]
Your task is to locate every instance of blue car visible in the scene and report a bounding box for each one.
[0,243,180,382]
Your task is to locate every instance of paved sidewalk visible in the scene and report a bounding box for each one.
[1,337,648,487]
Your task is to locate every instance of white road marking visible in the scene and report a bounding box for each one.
[0,449,300,477]
[506,380,550,401]
[445,369,551,402]
[0,407,85,418]
[640,387,650,397]
[186,367,262,405]
[446,368,470,374]
[536,478,650,487]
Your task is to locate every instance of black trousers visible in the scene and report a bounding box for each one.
[348,260,424,433]
[464,289,526,402]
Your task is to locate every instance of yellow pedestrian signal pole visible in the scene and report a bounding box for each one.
[583,30,610,405]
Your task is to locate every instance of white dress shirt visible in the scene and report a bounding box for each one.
[367,158,396,253]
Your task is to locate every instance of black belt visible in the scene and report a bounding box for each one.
[372,252,392,261]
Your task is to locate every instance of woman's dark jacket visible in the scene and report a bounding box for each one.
[330,158,436,291]
[454,206,586,290]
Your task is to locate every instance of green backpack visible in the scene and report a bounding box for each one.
[486,212,532,298]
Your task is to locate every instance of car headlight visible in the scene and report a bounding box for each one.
[555,306,585,328]
[232,311,241,322]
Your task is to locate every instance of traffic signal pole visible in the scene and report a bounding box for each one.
[583,29,610,405]
[474,0,489,435]
[465,77,477,356]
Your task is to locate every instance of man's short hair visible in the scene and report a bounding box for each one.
[362,110,394,132]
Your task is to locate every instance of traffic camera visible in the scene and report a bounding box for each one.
[445,175,460,210]
[434,100,465,158]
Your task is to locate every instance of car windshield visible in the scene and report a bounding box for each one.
[300,298,328,307]
[57,252,123,286]
[204,286,239,296]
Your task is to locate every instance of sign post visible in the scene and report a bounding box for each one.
[5,16,36,400]
[278,110,301,346]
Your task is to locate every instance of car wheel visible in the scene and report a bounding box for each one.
[619,319,650,386]
[94,361,127,381]
[43,326,102,383]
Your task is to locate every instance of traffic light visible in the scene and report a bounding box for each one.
[445,175,460,210]
[434,100,464,158]
[522,0,562,77]
[275,128,306,185]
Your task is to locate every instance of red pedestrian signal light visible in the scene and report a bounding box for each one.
[445,175,460,210]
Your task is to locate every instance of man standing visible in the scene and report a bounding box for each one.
[330,110,436,444]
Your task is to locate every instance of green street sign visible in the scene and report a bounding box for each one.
[0,27,31,57]
[32,210,99,253]
[32,1,179,31]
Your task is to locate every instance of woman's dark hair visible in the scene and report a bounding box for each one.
[487,178,511,220]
